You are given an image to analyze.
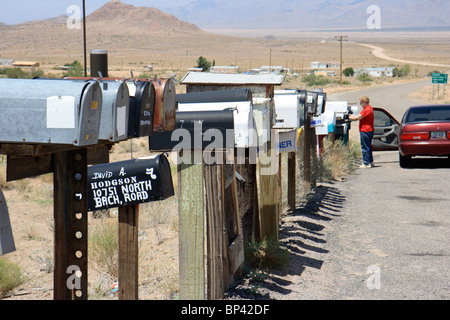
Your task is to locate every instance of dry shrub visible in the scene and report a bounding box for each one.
[320,138,361,181]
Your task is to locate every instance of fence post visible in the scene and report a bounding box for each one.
[118,204,139,300]
[178,150,205,300]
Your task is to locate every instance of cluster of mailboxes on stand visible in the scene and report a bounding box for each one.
[0,77,176,146]
[273,89,327,153]
[149,89,269,152]
[0,77,177,222]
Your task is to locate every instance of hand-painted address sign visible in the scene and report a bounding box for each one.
[87,154,174,211]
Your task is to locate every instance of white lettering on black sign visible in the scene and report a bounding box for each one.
[89,166,157,210]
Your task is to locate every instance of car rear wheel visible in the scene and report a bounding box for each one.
[399,153,411,168]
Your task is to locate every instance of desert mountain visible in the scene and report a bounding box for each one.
[0,0,215,62]
[86,0,204,35]
[162,0,450,30]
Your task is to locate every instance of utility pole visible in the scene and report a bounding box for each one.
[83,0,87,77]
[335,36,348,86]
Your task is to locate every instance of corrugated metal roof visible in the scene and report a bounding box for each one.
[181,72,285,85]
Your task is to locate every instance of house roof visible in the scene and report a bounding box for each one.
[181,72,285,85]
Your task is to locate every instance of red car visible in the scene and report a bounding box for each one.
[371,105,450,168]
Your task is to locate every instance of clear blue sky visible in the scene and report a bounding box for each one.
[0,0,186,25]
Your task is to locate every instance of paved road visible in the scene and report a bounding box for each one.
[256,80,450,300]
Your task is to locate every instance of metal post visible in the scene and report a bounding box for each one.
[53,149,88,300]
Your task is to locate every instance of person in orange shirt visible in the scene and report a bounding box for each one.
[349,96,374,168]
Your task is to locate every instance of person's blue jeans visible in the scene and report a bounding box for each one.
[360,131,374,165]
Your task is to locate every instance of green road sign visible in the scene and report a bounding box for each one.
[432,73,448,84]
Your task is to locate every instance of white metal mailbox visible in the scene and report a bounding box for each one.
[0,78,102,146]
[273,89,305,129]
[96,80,130,142]
[178,101,254,148]
[313,111,336,135]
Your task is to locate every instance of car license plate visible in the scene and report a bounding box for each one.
[431,131,446,139]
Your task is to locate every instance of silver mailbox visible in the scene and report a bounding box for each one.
[0,78,102,146]
[96,80,130,142]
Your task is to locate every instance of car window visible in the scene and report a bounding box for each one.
[374,109,393,126]
[405,106,450,123]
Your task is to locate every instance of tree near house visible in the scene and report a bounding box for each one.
[196,56,212,71]
[343,67,354,77]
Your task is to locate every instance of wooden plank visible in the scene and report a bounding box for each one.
[203,152,225,300]
[178,150,205,300]
[118,204,139,300]
[228,234,244,275]
[6,145,110,182]
[53,149,88,300]
[7,154,52,182]
[257,148,279,242]
[235,161,259,246]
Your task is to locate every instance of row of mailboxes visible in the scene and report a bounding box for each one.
[149,89,277,152]
[0,78,176,147]
[273,89,327,131]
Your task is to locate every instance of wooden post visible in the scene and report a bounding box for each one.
[178,150,205,300]
[118,204,139,300]
[257,145,279,242]
[303,115,312,194]
[287,151,296,211]
[203,152,225,300]
[53,149,88,300]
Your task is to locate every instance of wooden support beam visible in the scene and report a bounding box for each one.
[257,147,279,242]
[53,149,88,300]
[118,204,139,300]
[203,152,225,300]
[178,150,205,300]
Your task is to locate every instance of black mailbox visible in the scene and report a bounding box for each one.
[176,89,252,104]
[127,80,156,138]
[87,153,174,211]
[149,110,235,152]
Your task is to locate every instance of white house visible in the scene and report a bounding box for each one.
[356,67,394,77]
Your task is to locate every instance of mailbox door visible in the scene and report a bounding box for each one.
[152,79,176,132]
[273,93,299,129]
[127,81,156,138]
[97,80,129,142]
[78,80,103,146]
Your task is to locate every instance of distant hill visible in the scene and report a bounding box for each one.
[160,0,450,30]
[86,0,205,35]
[0,0,214,62]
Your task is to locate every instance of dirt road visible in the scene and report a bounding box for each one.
[230,80,449,300]
[357,43,450,69]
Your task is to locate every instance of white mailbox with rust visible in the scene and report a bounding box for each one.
[0,78,102,146]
